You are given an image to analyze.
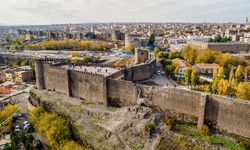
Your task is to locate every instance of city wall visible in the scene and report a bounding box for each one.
[187,40,250,53]
[34,61,250,139]
[124,59,157,81]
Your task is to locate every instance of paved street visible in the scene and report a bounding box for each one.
[140,60,175,87]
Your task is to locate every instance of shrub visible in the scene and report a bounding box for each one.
[199,125,210,136]
[63,141,88,150]
[145,121,156,134]
[164,115,175,130]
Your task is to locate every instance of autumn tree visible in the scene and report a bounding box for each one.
[235,65,244,83]
[0,105,19,123]
[127,44,135,54]
[215,53,239,67]
[236,82,250,100]
[212,70,219,94]
[218,67,225,80]
[196,49,217,63]
[182,45,197,64]
[30,107,72,147]
[191,68,199,88]
[63,141,87,150]
[184,67,192,87]
[70,51,80,58]
[153,47,160,58]
[218,79,229,95]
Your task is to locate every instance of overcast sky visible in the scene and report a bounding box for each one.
[0,0,249,25]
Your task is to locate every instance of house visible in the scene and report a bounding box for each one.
[172,58,192,77]
[194,63,220,74]
[4,66,34,82]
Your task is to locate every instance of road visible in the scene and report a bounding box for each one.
[140,60,175,87]
[3,87,49,150]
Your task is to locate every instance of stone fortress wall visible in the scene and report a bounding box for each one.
[34,60,250,139]
[187,40,250,53]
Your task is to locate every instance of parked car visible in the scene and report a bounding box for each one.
[23,124,30,130]
[14,125,21,132]
[13,113,22,117]
[23,121,30,126]
[157,71,161,75]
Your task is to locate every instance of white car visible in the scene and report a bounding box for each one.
[23,121,30,126]
[13,113,22,117]
[14,125,21,132]
[23,124,30,130]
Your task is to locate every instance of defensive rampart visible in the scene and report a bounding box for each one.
[34,60,250,139]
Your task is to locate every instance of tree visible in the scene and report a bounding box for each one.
[236,82,250,100]
[182,45,197,64]
[21,60,29,66]
[174,66,179,76]
[168,51,181,60]
[82,56,93,63]
[165,65,174,77]
[235,65,244,83]
[148,34,155,47]
[245,66,250,78]
[184,67,192,87]
[191,69,199,88]
[127,44,135,54]
[212,79,219,94]
[153,47,160,58]
[0,105,19,123]
[63,141,86,150]
[218,67,225,80]
[218,79,229,95]
[30,107,72,147]
[215,53,239,67]
[70,51,80,58]
[196,49,217,63]
[212,69,218,81]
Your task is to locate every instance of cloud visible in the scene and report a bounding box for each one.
[0,0,249,25]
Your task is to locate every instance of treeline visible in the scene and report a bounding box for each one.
[30,107,90,150]
[5,38,110,51]
[26,39,108,51]
[209,36,232,43]
[209,65,250,100]
[182,45,243,67]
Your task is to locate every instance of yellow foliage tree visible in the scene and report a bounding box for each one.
[70,51,80,58]
[235,65,244,83]
[237,82,250,100]
[0,105,19,123]
[218,79,229,95]
[63,141,87,150]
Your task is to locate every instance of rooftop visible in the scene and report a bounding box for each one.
[61,65,119,77]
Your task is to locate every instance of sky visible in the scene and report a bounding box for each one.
[0,0,249,25]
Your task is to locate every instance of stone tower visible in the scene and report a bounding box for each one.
[34,61,45,90]
[134,49,149,64]
[125,33,134,50]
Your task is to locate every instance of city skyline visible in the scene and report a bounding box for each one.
[0,0,249,25]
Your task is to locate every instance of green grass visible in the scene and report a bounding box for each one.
[174,123,248,150]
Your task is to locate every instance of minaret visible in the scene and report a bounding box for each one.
[246,17,249,25]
